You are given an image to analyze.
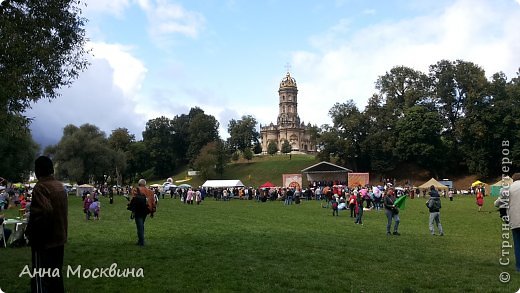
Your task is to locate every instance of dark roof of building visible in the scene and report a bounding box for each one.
[301,161,352,174]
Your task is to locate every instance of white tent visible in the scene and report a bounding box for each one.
[76,184,94,197]
[202,180,245,188]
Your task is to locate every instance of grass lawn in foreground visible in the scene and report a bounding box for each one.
[1,194,519,292]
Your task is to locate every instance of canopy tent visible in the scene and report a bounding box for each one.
[12,183,24,189]
[490,177,514,196]
[260,181,276,188]
[417,178,449,190]
[471,180,486,187]
[202,180,244,188]
[301,161,352,183]
[76,184,94,197]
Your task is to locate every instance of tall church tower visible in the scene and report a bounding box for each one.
[260,70,316,153]
[277,72,300,128]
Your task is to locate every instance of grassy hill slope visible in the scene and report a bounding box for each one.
[169,154,319,188]
[166,154,490,190]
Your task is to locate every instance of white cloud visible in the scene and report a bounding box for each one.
[27,57,145,147]
[28,42,150,147]
[290,0,520,128]
[89,42,148,97]
[138,0,205,45]
[84,0,132,17]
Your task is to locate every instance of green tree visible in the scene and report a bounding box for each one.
[267,141,278,155]
[227,115,259,152]
[0,0,89,179]
[360,94,398,173]
[0,0,89,129]
[315,125,346,164]
[328,100,366,169]
[126,141,150,183]
[107,128,135,185]
[394,105,444,173]
[193,142,219,181]
[171,113,190,165]
[429,60,489,174]
[51,124,117,183]
[253,141,262,154]
[281,140,292,155]
[0,127,39,181]
[243,148,253,161]
[142,116,176,178]
[506,69,520,171]
[170,107,218,166]
[215,140,230,176]
[108,128,135,152]
[457,70,520,177]
[187,109,220,164]
[375,66,429,114]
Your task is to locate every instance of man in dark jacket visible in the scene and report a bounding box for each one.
[426,185,444,236]
[26,156,68,292]
[129,179,155,246]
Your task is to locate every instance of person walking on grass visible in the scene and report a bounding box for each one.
[426,186,443,236]
[384,188,400,236]
[128,179,155,246]
[355,190,364,225]
[26,156,68,293]
[476,189,484,212]
[348,193,357,218]
[331,199,339,216]
[89,197,101,220]
[83,193,93,220]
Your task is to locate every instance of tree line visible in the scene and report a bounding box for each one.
[316,60,520,179]
[40,108,265,185]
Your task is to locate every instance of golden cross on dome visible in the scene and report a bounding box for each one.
[285,62,291,74]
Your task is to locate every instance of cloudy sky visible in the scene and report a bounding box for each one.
[26,0,520,148]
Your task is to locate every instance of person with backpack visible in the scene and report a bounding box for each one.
[426,185,444,236]
[128,179,156,246]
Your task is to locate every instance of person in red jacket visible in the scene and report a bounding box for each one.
[348,193,357,218]
[476,189,484,212]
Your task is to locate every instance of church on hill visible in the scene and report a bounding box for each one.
[260,71,316,154]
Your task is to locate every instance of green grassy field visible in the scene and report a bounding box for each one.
[1,194,519,292]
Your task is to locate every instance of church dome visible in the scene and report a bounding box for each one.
[279,72,297,88]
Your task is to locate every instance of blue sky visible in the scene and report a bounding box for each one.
[27,0,520,147]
